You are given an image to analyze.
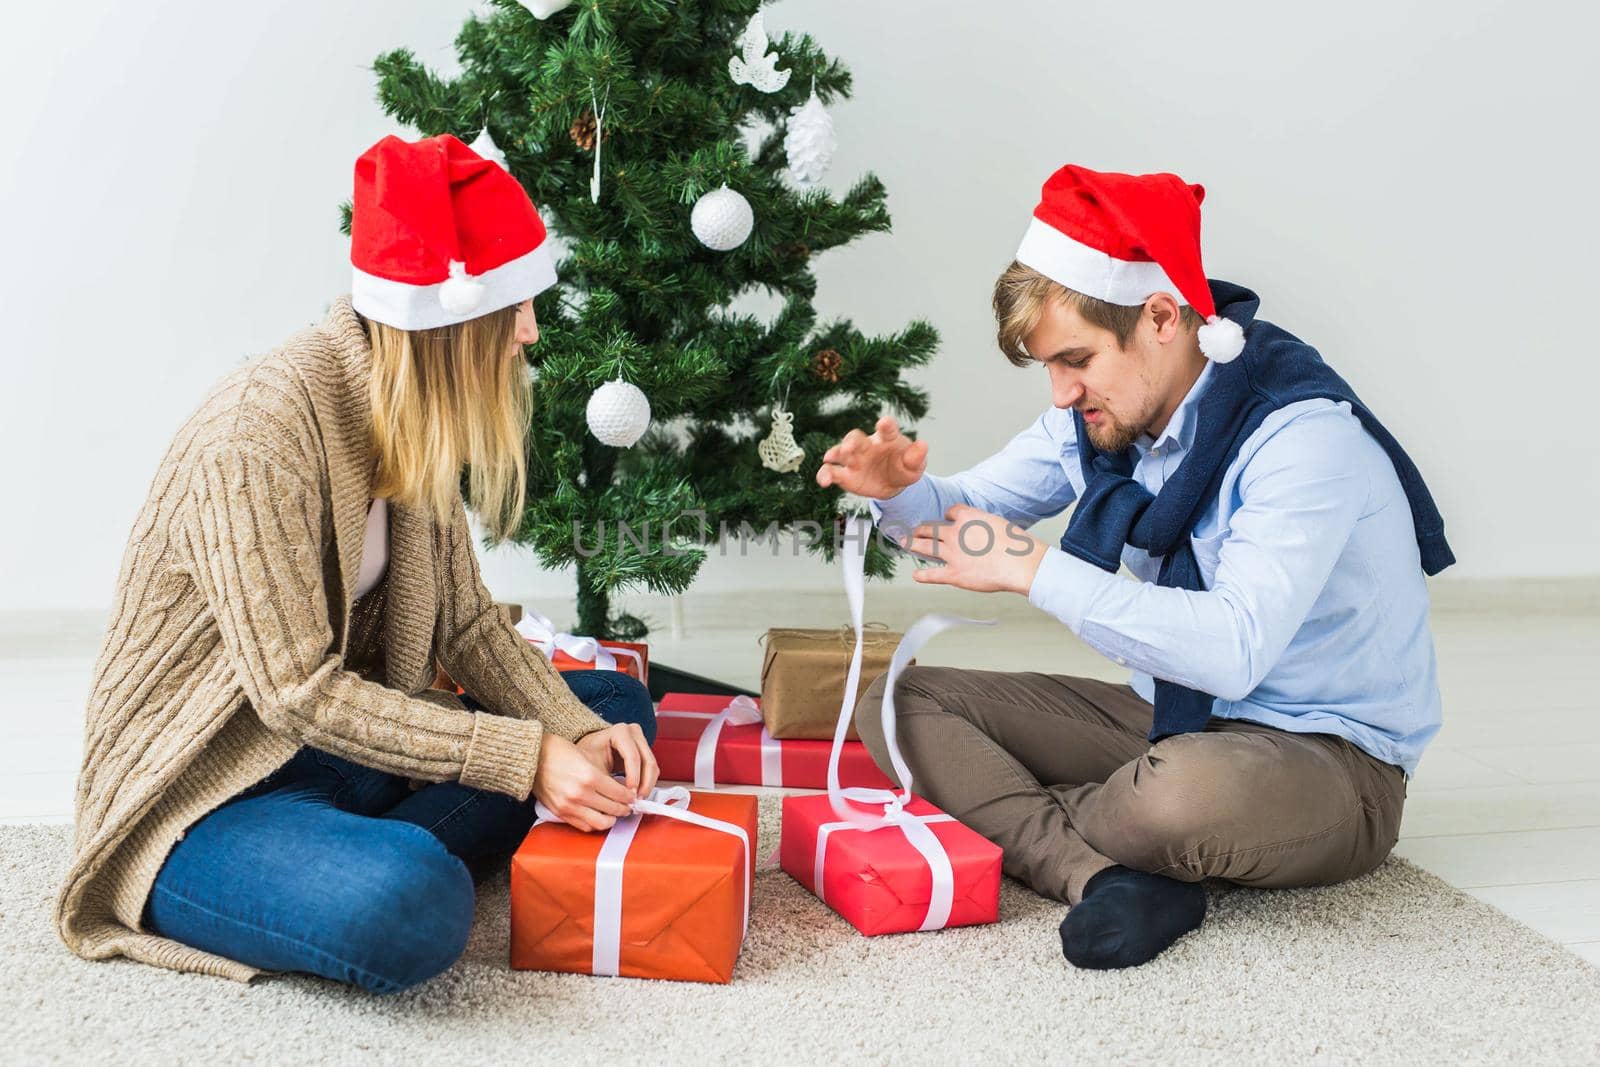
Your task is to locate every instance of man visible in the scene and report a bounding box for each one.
[816,164,1449,970]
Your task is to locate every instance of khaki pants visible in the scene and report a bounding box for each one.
[855,667,1407,905]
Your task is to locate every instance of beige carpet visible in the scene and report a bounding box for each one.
[3,803,1598,1066]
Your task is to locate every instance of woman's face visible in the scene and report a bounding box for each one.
[513,298,539,346]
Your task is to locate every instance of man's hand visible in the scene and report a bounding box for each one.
[902,504,1050,595]
[532,734,637,832]
[576,723,660,798]
[815,415,929,499]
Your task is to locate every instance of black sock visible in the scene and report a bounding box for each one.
[1059,865,1206,970]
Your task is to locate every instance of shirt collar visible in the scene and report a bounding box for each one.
[1138,359,1214,456]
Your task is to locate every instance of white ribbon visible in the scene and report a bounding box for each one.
[812,517,995,929]
[814,793,958,931]
[515,609,644,677]
[657,694,784,789]
[535,785,752,978]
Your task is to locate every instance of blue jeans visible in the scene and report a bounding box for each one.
[143,670,655,994]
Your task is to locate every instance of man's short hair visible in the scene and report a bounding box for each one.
[991,260,1204,367]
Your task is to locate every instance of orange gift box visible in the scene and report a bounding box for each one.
[510,789,757,984]
[433,637,648,695]
[544,638,648,683]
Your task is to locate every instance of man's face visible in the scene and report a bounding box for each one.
[1023,297,1162,453]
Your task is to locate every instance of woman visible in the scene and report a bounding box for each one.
[56,133,659,994]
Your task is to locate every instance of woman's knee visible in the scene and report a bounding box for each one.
[596,673,657,744]
[333,825,475,994]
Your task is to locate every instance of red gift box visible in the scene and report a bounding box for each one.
[515,609,649,684]
[511,788,757,984]
[780,792,1002,937]
[434,637,648,695]
[653,692,893,791]
[771,514,1001,937]
[543,638,648,683]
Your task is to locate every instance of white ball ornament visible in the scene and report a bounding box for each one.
[586,378,652,448]
[691,184,754,251]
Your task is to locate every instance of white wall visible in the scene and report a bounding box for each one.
[2,0,1595,615]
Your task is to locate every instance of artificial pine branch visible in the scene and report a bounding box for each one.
[363,0,940,638]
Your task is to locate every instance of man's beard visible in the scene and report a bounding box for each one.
[1082,410,1143,454]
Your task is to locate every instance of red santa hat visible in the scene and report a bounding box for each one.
[1014,164,1245,363]
[350,133,555,331]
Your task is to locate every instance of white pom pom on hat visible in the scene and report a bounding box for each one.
[1197,314,1245,363]
[1014,164,1247,364]
[438,260,485,316]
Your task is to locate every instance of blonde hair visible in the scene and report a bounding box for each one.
[992,260,1203,367]
[364,304,530,541]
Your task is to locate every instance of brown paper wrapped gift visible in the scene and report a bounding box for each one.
[759,626,907,740]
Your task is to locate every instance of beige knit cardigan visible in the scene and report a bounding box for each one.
[56,296,608,982]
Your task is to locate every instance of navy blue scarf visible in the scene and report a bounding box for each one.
[1060,280,1454,741]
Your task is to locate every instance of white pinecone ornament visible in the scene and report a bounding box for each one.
[784,88,835,187]
[469,126,507,170]
[691,184,754,251]
[586,378,652,447]
[757,407,805,472]
[516,0,573,18]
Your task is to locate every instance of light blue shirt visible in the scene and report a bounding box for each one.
[871,362,1441,776]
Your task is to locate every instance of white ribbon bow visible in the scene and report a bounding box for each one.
[815,787,958,932]
[535,785,752,978]
[813,518,995,929]
[657,694,783,789]
[515,609,644,677]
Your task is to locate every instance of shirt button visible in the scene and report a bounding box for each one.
[1150,448,1162,457]
[1115,656,1128,666]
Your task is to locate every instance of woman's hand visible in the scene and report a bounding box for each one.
[815,415,929,499]
[532,734,636,832]
[576,723,660,799]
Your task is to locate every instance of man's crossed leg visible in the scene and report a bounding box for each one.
[856,666,1407,968]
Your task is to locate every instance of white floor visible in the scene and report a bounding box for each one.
[4,577,1597,969]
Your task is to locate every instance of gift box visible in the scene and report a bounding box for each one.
[515,609,649,684]
[541,637,648,682]
[759,626,905,740]
[773,516,1001,937]
[432,624,648,694]
[511,788,757,984]
[654,692,894,791]
[780,792,1002,937]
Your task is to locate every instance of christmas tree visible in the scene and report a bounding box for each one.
[358,0,937,639]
